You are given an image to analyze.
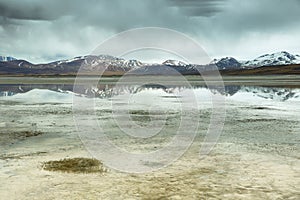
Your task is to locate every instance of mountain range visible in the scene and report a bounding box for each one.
[0,51,300,76]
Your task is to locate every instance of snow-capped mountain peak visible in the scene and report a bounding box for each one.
[162,60,187,66]
[53,55,143,70]
[243,51,300,67]
[210,57,241,70]
[124,59,144,68]
[0,56,17,62]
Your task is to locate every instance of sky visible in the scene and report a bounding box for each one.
[0,0,300,63]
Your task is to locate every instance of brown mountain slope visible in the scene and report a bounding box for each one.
[222,64,300,75]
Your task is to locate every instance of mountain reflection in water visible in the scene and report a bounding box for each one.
[0,83,299,102]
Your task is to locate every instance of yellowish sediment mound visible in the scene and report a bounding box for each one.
[42,158,106,173]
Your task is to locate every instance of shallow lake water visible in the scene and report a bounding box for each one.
[0,76,299,199]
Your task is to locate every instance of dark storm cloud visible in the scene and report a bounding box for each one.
[0,0,224,29]
[216,0,300,32]
[0,0,227,22]
[0,0,67,20]
[0,0,196,62]
[168,0,228,17]
[0,0,300,62]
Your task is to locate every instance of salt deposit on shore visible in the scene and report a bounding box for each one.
[0,82,299,199]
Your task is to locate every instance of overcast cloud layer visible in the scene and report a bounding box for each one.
[0,0,300,63]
